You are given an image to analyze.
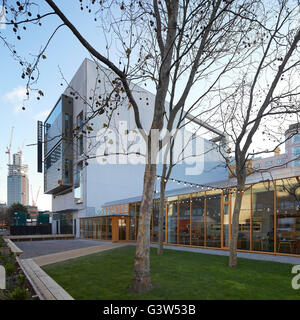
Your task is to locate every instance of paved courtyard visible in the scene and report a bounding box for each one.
[14,239,300,264]
[16,239,111,259]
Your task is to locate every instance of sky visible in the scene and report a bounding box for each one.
[0,2,298,210]
[0,2,110,210]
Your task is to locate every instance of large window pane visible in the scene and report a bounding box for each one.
[118,218,126,240]
[100,217,107,240]
[206,191,221,248]
[252,182,274,252]
[45,143,62,170]
[86,219,90,238]
[60,213,73,234]
[84,220,88,238]
[276,178,300,254]
[92,219,97,239]
[152,200,160,242]
[167,197,178,244]
[231,189,251,250]
[223,190,230,248]
[107,217,112,240]
[44,98,62,154]
[129,204,135,240]
[178,195,190,245]
[136,203,140,238]
[191,193,205,246]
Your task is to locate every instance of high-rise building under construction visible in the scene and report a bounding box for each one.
[7,152,29,206]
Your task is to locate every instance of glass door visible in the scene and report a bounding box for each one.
[118,218,127,241]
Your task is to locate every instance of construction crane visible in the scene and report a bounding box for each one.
[5,126,14,165]
[35,186,41,207]
[18,139,25,156]
[31,185,41,207]
[31,185,34,206]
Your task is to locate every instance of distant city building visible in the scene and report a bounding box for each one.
[229,123,300,178]
[251,123,300,171]
[7,152,29,206]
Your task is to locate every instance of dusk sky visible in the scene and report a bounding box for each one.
[0,2,295,210]
[0,2,110,209]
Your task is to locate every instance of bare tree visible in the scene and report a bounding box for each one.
[1,0,267,292]
[211,0,300,267]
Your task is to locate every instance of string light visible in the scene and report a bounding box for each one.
[156,175,249,196]
[156,174,221,190]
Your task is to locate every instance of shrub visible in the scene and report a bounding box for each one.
[0,255,8,265]
[10,287,29,300]
[5,263,15,277]
[16,274,26,287]
[0,236,5,247]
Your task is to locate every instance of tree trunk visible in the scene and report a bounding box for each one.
[229,186,244,267]
[132,163,156,293]
[157,177,166,256]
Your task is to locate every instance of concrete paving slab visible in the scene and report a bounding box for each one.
[33,243,128,266]
[16,239,110,259]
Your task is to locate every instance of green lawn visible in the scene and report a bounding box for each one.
[42,246,300,300]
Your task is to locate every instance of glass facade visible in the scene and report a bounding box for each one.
[152,200,160,242]
[129,204,135,240]
[234,188,251,250]
[53,212,73,234]
[44,98,62,155]
[191,193,205,246]
[293,134,300,143]
[136,203,140,239]
[276,178,300,254]
[80,216,112,240]
[79,176,300,256]
[178,195,191,245]
[45,143,62,170]
[44,95,73,194]
[206,190,221,248]
[252,182,274,252]
[223,190,230,248]
[167,197,178,244]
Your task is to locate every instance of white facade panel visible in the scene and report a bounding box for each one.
[49,58,227,219]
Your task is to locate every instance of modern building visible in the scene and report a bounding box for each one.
[7,152,29,206]
[251,123,300,171]
[44,58,300,257]
[81,163,300,256]
[43,58,227,236]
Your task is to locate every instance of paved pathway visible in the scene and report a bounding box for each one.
[16,238,300,265]
[151,244,300,265]
[16,239,110,259]
[33,242,128,266]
